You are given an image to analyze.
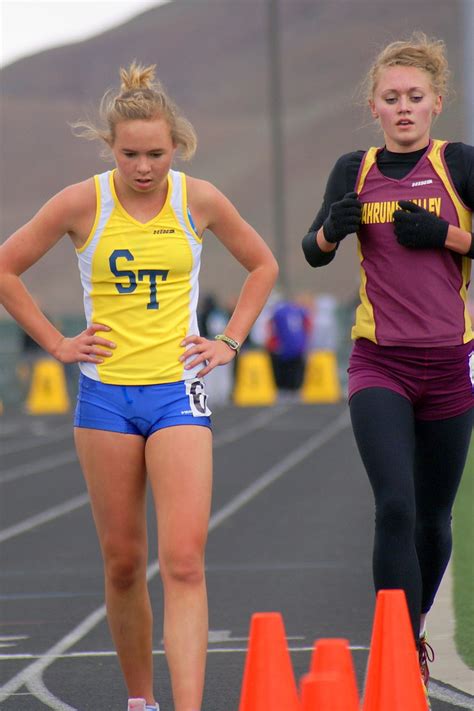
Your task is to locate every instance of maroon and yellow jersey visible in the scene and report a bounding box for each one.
[352,139,472,346]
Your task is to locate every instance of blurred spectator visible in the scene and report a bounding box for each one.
[21,328,44,357]
[310,293,340,351]
[17,298,49,391]
[197,293,233,405]
[266,297,312,396]
[198,293,229,339]
[250,288,281,350]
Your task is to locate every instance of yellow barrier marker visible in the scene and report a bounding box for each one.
[233,350,277,406]
[26,358,70,414]
[301,350,342,404]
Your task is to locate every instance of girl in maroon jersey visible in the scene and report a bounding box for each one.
[302,33,473,700]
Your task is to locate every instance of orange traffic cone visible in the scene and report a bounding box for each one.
[239,612,300,711]
[308,638,359,710]
[362,589,428,711]
[301,671,358,711]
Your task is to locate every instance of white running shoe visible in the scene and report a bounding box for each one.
[127,700,146,711]
[127,699,160,711]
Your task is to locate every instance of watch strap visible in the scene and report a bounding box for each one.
[214,334,241,353]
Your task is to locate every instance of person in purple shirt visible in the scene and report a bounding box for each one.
[302,32,473,702]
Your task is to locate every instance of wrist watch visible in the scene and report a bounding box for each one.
[214,333,241,353]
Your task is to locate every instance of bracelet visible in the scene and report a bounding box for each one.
[214,334,241,353]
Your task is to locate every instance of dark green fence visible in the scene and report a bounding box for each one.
[0,306,354,413]
[0,316,86,411]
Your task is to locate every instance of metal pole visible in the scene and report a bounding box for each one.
[268,0,288,294]
[464,0,474,143]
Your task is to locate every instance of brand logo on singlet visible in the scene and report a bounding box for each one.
[153,229,175,235]
[411,179,433,187]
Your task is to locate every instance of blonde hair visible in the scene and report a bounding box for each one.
[363,32,450,103]
[72,62,197,160]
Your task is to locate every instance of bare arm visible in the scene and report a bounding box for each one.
[445,225,473,256]
[181,178,279,376]
[0,182,116,363]
[316,227,338,253]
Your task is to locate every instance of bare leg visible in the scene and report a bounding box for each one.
[146,425,212,711]
[75,428,157,705]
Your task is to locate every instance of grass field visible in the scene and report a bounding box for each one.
[453,435,474,669]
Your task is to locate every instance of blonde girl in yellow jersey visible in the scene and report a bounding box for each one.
[0,63,278,711]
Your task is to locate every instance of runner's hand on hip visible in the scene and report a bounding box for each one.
[52,324,116,364]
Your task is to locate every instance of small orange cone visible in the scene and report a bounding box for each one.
[239,612,300,711]
[309,638,359,710]
[301,671,357,711]
[362,589,428,711]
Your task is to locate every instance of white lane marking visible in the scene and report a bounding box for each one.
[209,411,350,530]
[0,494,89,544]
[429,680,474,709]
[215,632,303,643]
[1,423,72,456]
[8,650,448,710]
[0,406,289,486]
[1,644,369,661]
[0,451,78,485]
[212,405,290,447]
[0,605,107,701]
[0,411,350,703]
[27,675,77,711]
[0,422,26,437]
[0,407,292,543]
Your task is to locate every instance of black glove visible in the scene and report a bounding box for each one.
[393,200,449,249]
[323,191,362,243]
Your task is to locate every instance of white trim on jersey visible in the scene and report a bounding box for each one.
[168,169,202,377]
[77,171,114,381]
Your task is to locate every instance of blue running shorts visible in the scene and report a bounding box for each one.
[74,374,212,436]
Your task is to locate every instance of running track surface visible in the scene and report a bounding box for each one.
[1,404,473,710]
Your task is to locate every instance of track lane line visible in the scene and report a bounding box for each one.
[0,405,290,486]
[0,406,292,543]
[0,410,349,703]
[0,494,89,544]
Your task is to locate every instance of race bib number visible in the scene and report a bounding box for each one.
[469,351,474,390]
[185,379,212,417]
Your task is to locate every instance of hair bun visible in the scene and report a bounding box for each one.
[119,61,157,92]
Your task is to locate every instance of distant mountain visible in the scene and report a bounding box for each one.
[0,0,466,315]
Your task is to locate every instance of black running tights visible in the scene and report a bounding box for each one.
[349,387,473,640]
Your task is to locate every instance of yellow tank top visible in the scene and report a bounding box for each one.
[76,169,203,384]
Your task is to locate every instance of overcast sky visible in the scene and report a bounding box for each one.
[1,0,172,67]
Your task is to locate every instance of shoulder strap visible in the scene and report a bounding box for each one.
[355,147,378,193]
